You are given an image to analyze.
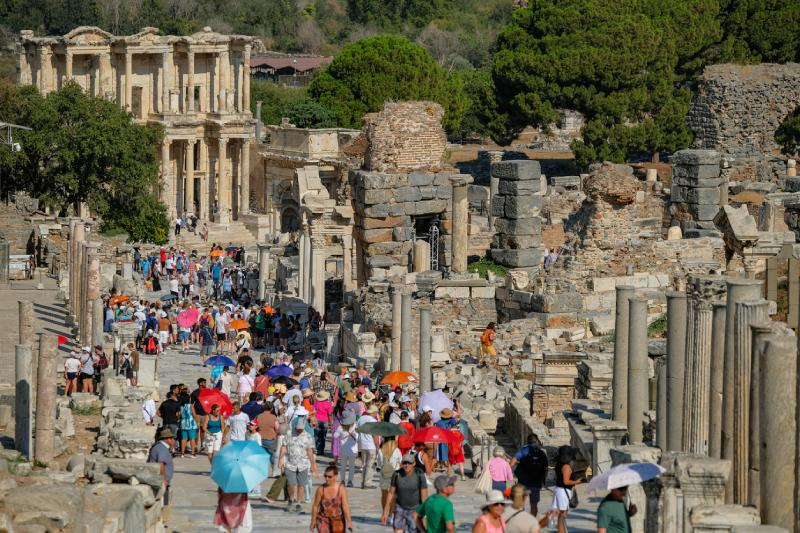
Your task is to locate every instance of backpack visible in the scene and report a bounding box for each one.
[145,337,158,355]
[515,445,548,486]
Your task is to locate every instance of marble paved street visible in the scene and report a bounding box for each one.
[157,345,600,532]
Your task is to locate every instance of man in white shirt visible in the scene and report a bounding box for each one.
[356,404,380,489]
[217,366,235,398]
[64,352,81,396]
[215,311,229,353]
[227,401,250,442]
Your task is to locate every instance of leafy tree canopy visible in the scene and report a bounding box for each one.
[776,106,800,157]
[308,35,465,133]
[0,81,169,243]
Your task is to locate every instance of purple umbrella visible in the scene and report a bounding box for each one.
[267,364,293,378]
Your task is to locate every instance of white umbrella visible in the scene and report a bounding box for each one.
[586,462,666,493]
[419,390,454,423]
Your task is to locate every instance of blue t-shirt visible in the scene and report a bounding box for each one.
[211,264,222,282]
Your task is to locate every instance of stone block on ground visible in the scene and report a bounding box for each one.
[498,177,541,195]
[491,160,541,181]
[491,248,543,268]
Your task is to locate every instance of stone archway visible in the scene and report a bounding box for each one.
[280,202,300,233]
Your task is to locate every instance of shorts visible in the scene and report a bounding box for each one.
[205,431,223,453]
[551,487,572,511]
[178,331,190,342]
[159,331,169,345]
[201,344,213,356]
[285,468,309,487]
[79,372,94,381]
[216,333,226,342]
[227,330,237,340]
[392,507,416,532]
[181,429,197,440]
[66,372,78,380]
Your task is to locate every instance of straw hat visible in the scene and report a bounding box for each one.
[302,388,314,398]
[440,408,454,419]
[316,390,330,401]
[362,391,376,403]
[366,404,379,414]
[345,392,357,402]
[481,490,511,510]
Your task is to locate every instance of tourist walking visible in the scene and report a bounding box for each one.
[334,411,358,487]
[147,428,176,506]
[203,404,226,462]
[278,412,317,512]
[227,401,250,442]
[552,446,583,533]
[503,484,545,533]
[472,490,510,533]
[416,474,457,533]
[310,465,354,533]
[382,452,429,533]
[509,434,549,514]
[380,436,403,512]
[487,447,514,492]
[596,485,635,533]
[64,351,80,396]
[178,392,198,458]
[213,488,253,533]
[480,322,497,358]
[313,390,333,456]
[356,404,379,489]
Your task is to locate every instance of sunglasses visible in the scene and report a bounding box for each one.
[493,503,506,507]
[324,474,335,478]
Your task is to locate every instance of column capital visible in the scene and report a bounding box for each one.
[162,138,171,148]
[219,136,228,146]
[448,174,473,187]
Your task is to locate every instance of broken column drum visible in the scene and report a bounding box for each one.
[665,290,687,452]
[449,175,472,273]
[612,285,635,423]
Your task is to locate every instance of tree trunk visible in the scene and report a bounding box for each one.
[651,151,660,163]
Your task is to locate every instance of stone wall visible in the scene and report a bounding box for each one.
[362,102,447,173]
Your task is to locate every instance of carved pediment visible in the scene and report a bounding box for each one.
[63,26,113,44]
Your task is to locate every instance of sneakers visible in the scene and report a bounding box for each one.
[294,503,302,513]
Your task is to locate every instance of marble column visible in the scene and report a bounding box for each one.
[187,50,195,112]
[200,139,209,219]
[342,234,354,293]
[758,333,798,530]
[34,334,57,462]
[666,290,687,452]
[242,44,251,112]
[413,240,431,272]
[788,258,799,327]
[449,175,472,273]
[391,287,402,371]
[311,237,326,315]
[766,257,778,301]
[399,293,412,372]
[124,52,132,111]
[722,278,763,500]
[69,221,85,321]
[708,303,727,459]
[18,300,34,346]
[14,344,32,458]
[301,227,311,301]
[257,244,270,300]
[217,137,230,223]
[185,139,196,215]
[731,299,770,503]
[219,49,229,112]
[161,51,170,113]
[65,50,72,81]
[656,356,667,449]
[162,139,175,219]
[627,297,649,444]
[612,285,635,423]
[76,243,86,339]
[747,321,774,508]
[84,253,100,348]
[683,300,713,454]
[419,305,432,393]
[92,297,104,349]
[241,140,251,215]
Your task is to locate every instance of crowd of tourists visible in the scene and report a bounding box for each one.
[78,243,639,533]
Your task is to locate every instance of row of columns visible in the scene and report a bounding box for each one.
[650,274,799,531]
[296,223,356,314]
[390,289,433,392]
[66,222,102,348]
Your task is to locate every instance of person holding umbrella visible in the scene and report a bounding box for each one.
[596,486,635,533]
[587,462,664,533]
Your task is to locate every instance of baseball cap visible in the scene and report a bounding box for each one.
[401,453,416,464]
[433,474,458,491]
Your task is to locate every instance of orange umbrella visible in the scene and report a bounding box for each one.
[210,249,225,258]
[381,371,418,387]
[109,295,129,305]
[263,305,273,314]
[230,319,250,330]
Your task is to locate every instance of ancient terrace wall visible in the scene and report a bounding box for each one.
[17,26,262,223]
[688,63,800,181]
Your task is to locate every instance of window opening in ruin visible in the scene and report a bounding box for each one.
[413,215,435,240]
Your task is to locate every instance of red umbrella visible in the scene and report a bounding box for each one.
[411,426,458,444]
[197,388,233,418]
[57,335,69,346]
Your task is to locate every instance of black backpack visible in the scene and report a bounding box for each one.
[515,445,548,486]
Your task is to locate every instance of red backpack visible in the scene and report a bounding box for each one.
[145,337,158,355]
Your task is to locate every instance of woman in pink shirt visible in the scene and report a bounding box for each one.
[488,447,514,492]
[313,390,334,456]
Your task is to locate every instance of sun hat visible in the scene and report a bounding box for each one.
[482,490,511,509]
[159,428,176,439]
[422,405,433,413]
[82,346,91,353]
[341,411,357,426]
[316,391,330,401]
[362,391,375,403]
[345,392,357,402]
[366,404,379,414]
[302,388,314,398]
[399,395,411,403]
[401,452,416,464]
[440,408,453,419]
[433,474,458,491]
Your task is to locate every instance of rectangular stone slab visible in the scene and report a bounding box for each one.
[490,160,541,181]
[494,217,542,235]
[490,248,543,267]
[505,195,543,218]
[498,178,541,195]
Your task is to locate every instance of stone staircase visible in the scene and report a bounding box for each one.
[169,220,260,256]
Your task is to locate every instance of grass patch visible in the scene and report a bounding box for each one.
[648,313,667,338]
[467,257,508,279]
[33,459,49,469]
[99,225,129,238]
[71,404,100,416]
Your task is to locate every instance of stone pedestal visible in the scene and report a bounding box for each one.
[589,419,628,475]
[391,288,401,371]
[399,293,412,372]
[758,333,797,530]
[731,299,769,503]
[34,334,57,462]
[666,291,687,451]
[418,305,432,393]
[413,240,431,273]
[612,285,635,423]
[449,175,472,273]
[722,279,763,501]
[122,261,133,280]
[138,354,158,388]
[14,344,32,458]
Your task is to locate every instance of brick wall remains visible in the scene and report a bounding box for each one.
[362,102,447,173]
